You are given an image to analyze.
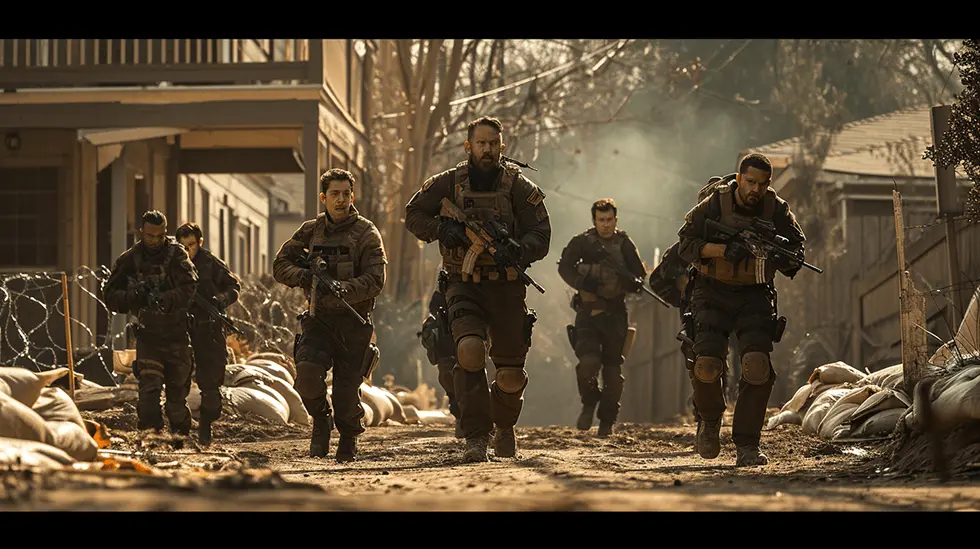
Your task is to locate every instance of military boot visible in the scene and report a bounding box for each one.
[336,436,357,463]
[597,420,614,438]
[736,445,769,467]
[576,403,596,431]
[493,426,517,458]
[198,419,213,446]
[309,413,333,458]
[463,435,490,463]
[697,418,722,459]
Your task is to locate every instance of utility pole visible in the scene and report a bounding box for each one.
[931,105,966,330]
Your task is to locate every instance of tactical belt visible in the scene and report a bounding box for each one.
[443,263,518,282]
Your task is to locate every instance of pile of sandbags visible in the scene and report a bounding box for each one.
[766,361,910,440]
[0,366,103,465]
[904,357,980,433]
[187,361,308,426]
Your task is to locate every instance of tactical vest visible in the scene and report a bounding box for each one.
[439,160,521,282]
[694,183,778,285]
[306,211,376,317]
[131,238,185,331]
[581,230,630,299]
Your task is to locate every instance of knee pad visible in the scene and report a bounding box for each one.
[294,361,326,399]
[494,367,528,394]
[693,356,724,383]
[740,351,772,385]
[456,336,487,372]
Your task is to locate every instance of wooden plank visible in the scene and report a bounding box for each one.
[894,190,929,392]
[0,61,308,88]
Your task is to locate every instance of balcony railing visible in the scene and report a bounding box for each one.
[0,39,323,89]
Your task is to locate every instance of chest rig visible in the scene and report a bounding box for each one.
[131,238,181,326]
[439,160,521,282]
[306,212,374,315]
[695,184,778,285]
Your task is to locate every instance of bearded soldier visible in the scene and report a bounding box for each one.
[273,168,387,462]
[676,153,806,466]
[404,116,551,462]
[103,210,198,434]
[558,198,646,437]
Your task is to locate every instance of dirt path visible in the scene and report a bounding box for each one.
[5,417,980,511]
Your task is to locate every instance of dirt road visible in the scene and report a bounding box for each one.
[4,413,980,511]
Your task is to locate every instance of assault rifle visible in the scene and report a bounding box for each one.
[588,240,669,308]
[704,218,823,277]
[192,293,243,336]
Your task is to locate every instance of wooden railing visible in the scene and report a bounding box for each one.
[0,39,321,89]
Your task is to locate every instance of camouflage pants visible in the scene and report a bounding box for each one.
[690,277,776,447]
[134,331,193,433]
[573,306,628,424]
[191,319,228,423]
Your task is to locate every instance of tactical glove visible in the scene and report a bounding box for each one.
[723,239,752,268]
[493,239,525,265]
[581,276,600,294]
[437,219,470,249]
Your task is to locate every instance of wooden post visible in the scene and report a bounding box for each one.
[893,190,929,393]
[61,273,76,401]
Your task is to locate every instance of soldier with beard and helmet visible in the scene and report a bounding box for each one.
[175,221,242,445]
[274,168,387,463]
[103,210,198,435]
[404,116,551,462]
[558,198,647,437]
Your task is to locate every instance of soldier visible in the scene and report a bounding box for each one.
[405,116,551,462]
[175,221,242,445]
[103,210,198,434]
[273,168,387,462]
[557,199,646,436]
[676,153,806,466]
[418,272,462,438]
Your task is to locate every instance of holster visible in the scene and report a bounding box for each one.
[361,343,381,381]
[772,315,787,343]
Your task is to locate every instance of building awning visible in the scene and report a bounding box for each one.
[77,127,188,146]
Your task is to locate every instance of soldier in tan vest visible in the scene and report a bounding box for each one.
[558,198,647,437]
[273,169,387,462]
[676,153,806,466]
[405,116,552,463]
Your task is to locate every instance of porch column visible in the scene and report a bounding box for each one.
[110,156,128,350]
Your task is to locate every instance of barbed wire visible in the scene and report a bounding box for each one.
[0,266,309,377]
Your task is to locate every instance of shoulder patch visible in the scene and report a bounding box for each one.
[420,176,436,193]
[526,185,545,206]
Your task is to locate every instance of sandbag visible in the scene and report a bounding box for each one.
[808,361,866,385]
[244,359,295,386]
[849,408,905,438]
[187,383,202,418]
[0,437,75,468]
[782,383,814,414]
[362,403,374,427]
[359,383,394,427]
[0,366,70,407]
[113,349,137,375]
[847,387,910,427]
[764,410,802,430]
[380,388,407,424]
[0,390,53,444]
[928,366,980,430]
[246,352,297,379]
[415,410,456,426]
[32,387,85,428]
[222,386,289,425]
[802,387,852,435]
[401,404,420,425]
[226,364,308,426]
[858,364,904,390]
[819,385,879,439]
[237,379,290,418]
[46,420,99,462]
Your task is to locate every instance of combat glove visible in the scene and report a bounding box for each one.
[437,218,470,249]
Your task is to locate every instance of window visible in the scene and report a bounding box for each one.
[349,40,367,125]
[0,168,59,268]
